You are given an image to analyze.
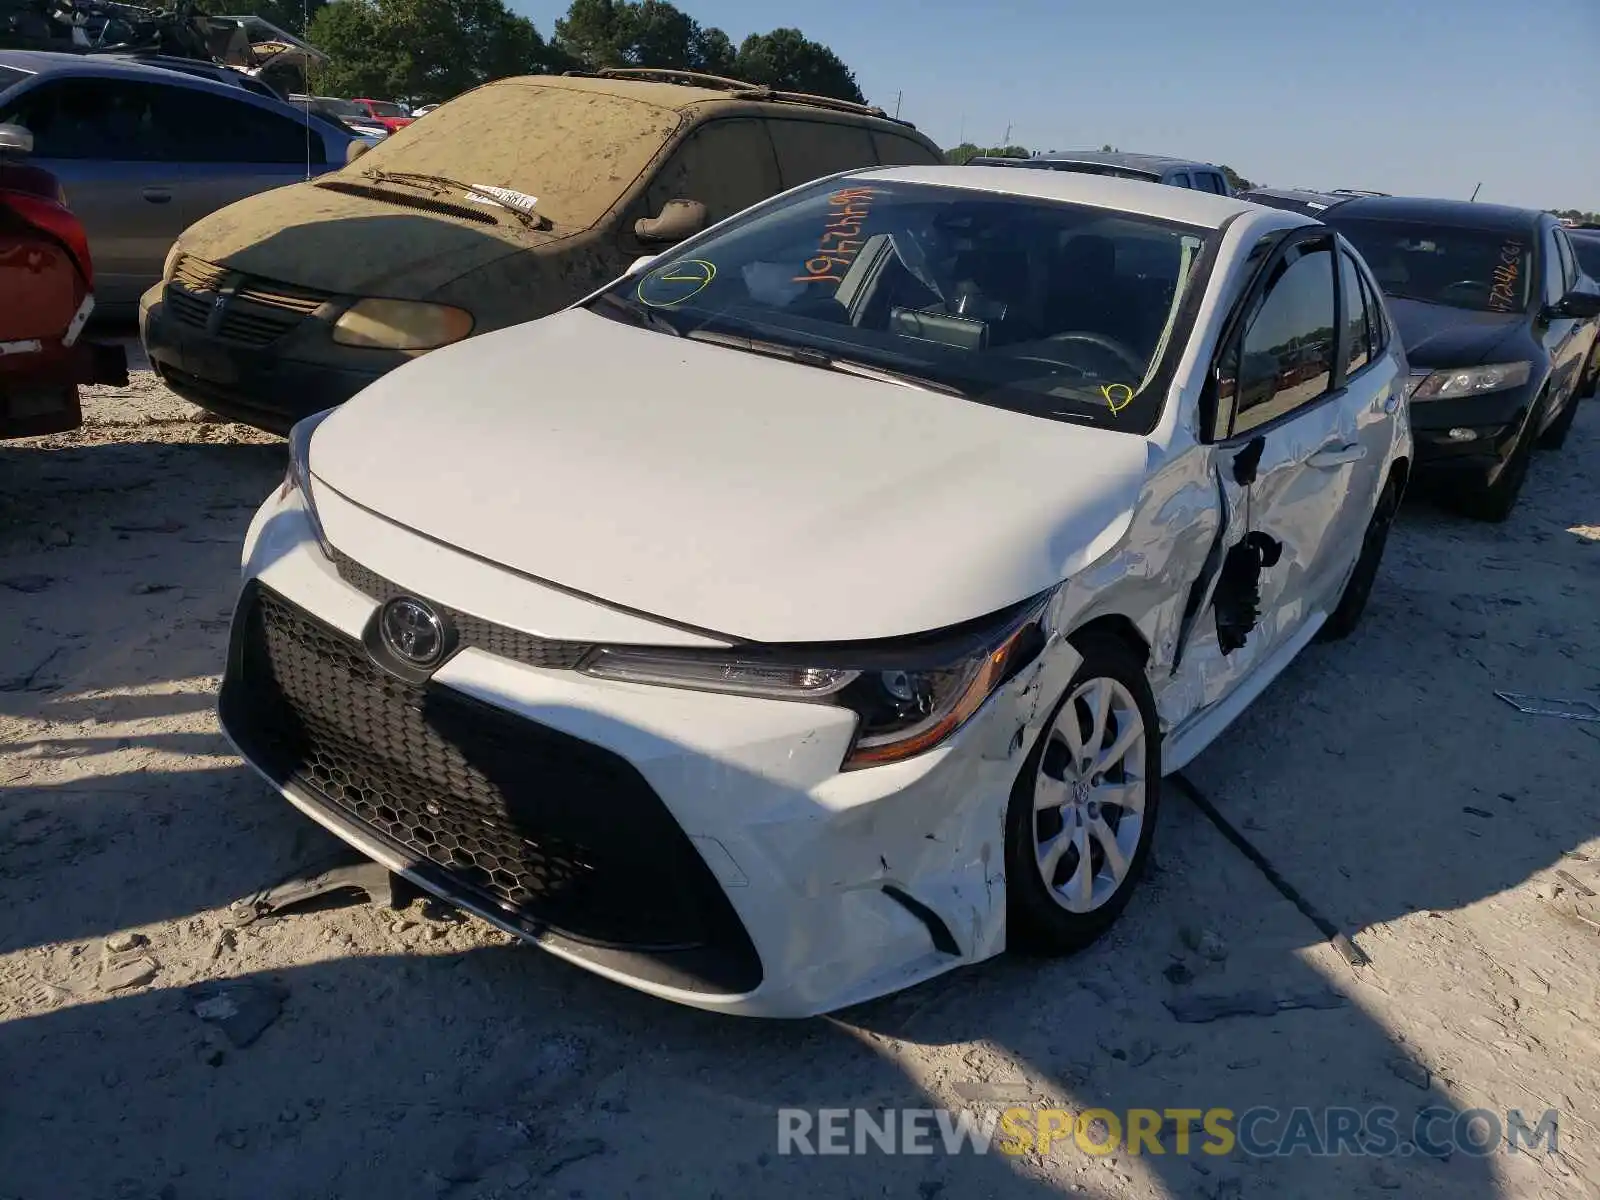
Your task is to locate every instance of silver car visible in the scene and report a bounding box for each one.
[0,49,369,313]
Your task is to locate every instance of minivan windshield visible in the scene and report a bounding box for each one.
[587,179,1209,434]
[335,80,682,230]
[1327,216,1533,314]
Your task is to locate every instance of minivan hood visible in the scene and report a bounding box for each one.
[309,311,1153,644]
[178,179,561,297]
[1386,297,1526,369]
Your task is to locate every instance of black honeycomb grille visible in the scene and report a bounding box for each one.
[221,583,762,992]
[328,548,596,671]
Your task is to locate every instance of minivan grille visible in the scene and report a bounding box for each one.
[164,255,334,347]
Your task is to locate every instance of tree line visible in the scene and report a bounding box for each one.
[215,0,865,107]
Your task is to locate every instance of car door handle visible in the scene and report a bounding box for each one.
[142,187,172,204]
[1307,442,1367,469]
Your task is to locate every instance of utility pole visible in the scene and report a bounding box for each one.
[1469,181,1483,202]
[958,114,966,144]
[894,91,902,119]
[1002,123,1013,145]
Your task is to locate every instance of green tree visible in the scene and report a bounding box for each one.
[733,28,863,102]
[1220,165,1253,192]
[306,0,558,104]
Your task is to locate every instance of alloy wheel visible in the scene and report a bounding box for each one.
[1032,676,1148,913]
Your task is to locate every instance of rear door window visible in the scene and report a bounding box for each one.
[871,130,940,166]
[0,78,321,164]
[644,118,780,226]
[1169,171,1192,188]
[154,87,324,165]
[1339,250,1373,376]
[766,119,878,190]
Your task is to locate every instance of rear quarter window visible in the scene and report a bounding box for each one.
[871,130,940,166]
[0,65,29,93]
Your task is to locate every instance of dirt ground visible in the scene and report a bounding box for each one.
[2,359,1597,1200]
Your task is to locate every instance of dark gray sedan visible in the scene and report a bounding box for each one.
[0,49,370,313]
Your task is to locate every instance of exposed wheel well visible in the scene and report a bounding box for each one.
[1069,613,1151,667]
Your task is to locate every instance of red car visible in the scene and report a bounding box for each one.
[348,98,415,133]
[1,123,127,440]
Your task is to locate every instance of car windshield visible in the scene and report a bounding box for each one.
[335,80,681,231]
[1569,233,1600,280]
[586,178,1210,434]
[1327,216,1533,313]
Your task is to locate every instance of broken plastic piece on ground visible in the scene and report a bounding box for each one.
[228,853,419,924]
[1494,692,1600,722]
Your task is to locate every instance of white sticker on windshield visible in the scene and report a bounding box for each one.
[467,185,538,214]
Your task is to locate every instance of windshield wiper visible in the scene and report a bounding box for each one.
[589,291,683,337]
[685,330,971,397]
[360,170,540,228]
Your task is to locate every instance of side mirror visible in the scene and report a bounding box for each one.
[346,140,371,166]
[0,123,34,154]
[634,199,707,246]
[1556,289,1600,320]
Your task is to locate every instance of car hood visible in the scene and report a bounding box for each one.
[177,179,564,298]
[1386,297,1527,369]
[308,311,1155,644]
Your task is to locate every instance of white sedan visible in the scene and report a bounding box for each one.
[221,166,1412,1017]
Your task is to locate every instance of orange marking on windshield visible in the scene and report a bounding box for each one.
[793,188,882,284]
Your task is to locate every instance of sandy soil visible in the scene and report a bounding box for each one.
[2,367,1597,1200]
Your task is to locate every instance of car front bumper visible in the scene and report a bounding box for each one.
[139,284,398,436]
[219,482,1073,1017]
[1406,381,1537,480]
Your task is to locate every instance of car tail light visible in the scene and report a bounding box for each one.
[2,189,95,289]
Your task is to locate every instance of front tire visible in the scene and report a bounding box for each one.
[1005,632,1161,956]
[1537,388,1578,450]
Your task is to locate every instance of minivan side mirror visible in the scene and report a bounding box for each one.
[346,140,371,166]
[0,123,34,154]
[635,199,707,245]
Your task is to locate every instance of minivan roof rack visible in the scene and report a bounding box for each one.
[563,66,912,127]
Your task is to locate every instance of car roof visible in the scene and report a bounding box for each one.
[1017,150,1221,175]
[845,165,1306,231]
[1241,187,1356,215]
[536,69,927,132]
[0,47,288,101]
[1321,194,1545,233]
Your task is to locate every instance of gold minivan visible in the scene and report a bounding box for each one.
[139,68,943,433]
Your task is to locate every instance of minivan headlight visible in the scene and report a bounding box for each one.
[1410,361,1531,400]
[331,299,474,350]
[577,595,1052,770]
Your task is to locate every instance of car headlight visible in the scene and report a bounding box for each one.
[577,595,1052,770]
[277,408,337,556]
[162,242,182,284]
[331,299,474,350]
[1410,361,1531,400]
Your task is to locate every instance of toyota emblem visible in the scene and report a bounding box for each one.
[378,596,446,667]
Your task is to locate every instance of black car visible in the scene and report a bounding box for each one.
[1314,197,1600,521]
[1240,187,1357,219]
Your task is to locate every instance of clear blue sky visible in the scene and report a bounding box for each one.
[509,0,1599,212]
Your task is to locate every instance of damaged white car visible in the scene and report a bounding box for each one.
[220,166,1412,1017]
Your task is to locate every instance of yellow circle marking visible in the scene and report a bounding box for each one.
[1101,383,1135,414]
[638,258,717,307]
